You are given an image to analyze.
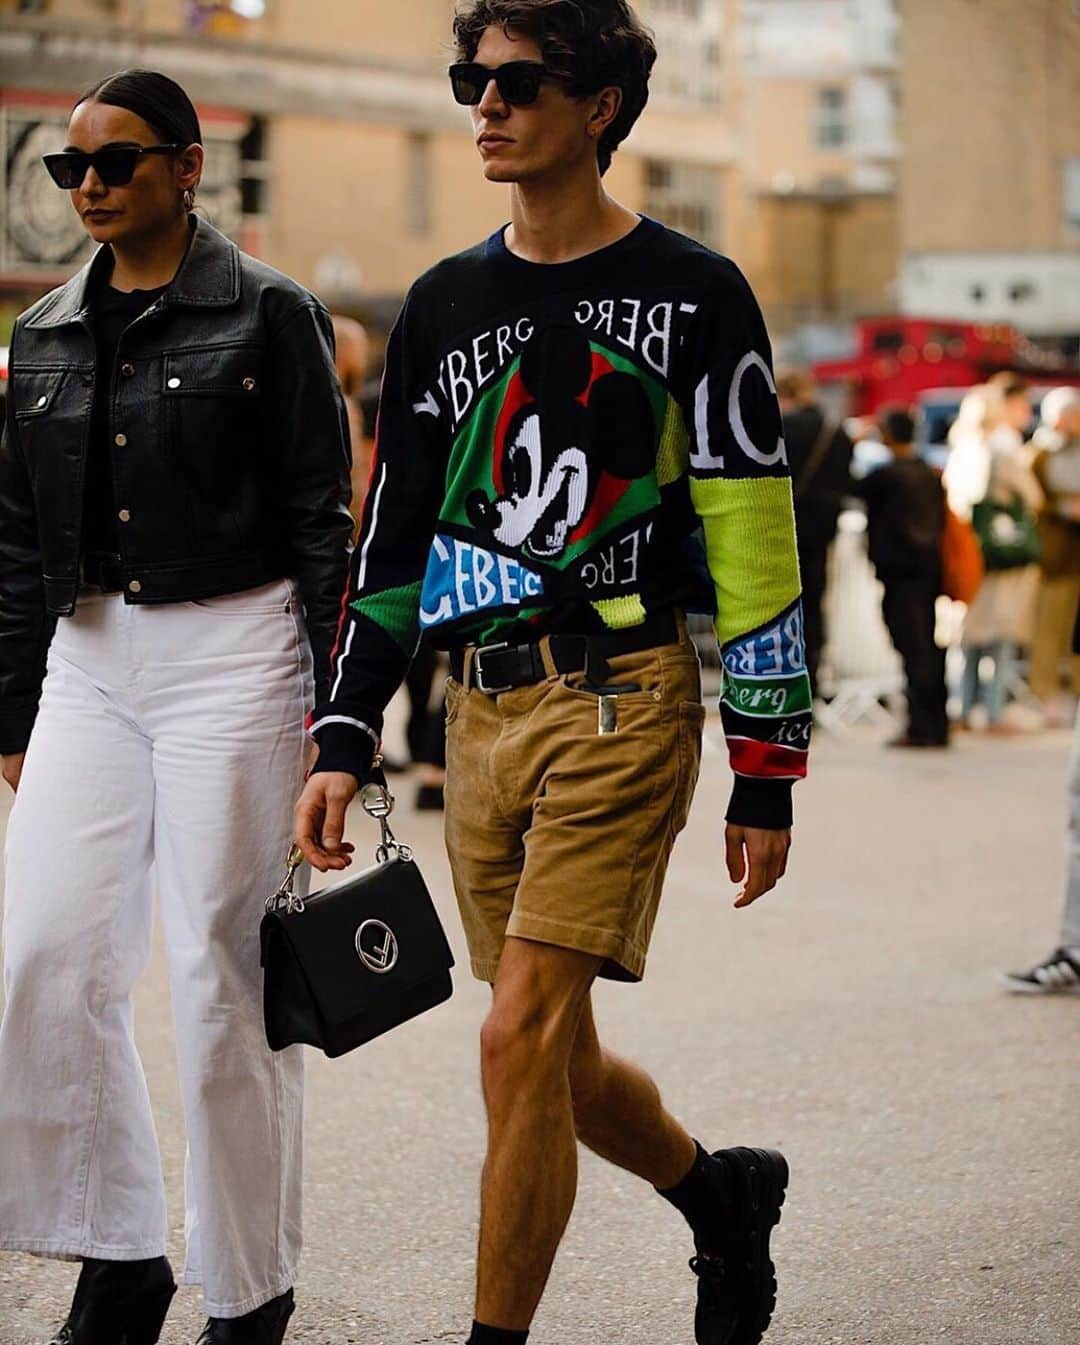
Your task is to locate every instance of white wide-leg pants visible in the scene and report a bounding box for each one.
[0,580,311,1318]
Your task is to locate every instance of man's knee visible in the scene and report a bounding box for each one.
[481,943,596,1088]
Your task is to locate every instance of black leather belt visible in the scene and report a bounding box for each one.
[80,552,125,593]
[450,609,680,695]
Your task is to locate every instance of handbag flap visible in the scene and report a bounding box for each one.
[271,856,454,1029]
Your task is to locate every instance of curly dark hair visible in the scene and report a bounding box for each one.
[452,0,657,175]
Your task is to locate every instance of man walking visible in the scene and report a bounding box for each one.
[295,4,810,1342]
[858,407,949,748]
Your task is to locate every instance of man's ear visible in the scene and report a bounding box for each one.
[587,85,623,140]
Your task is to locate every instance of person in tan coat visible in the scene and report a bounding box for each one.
[1030,387,1080,715]
[946,378,1044,729]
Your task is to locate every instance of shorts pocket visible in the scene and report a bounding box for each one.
[445,676,465,727]
[671,701,707,837]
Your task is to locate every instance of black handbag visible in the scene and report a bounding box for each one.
[261,780,454,1058]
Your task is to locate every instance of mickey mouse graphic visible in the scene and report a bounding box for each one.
[467,326,655,561]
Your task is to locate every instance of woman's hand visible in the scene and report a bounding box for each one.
[1,753,26,794]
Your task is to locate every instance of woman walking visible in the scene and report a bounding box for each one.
[945,378,1043,729]
[0,71,353,1343]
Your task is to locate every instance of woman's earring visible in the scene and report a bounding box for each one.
[183,188,195,212]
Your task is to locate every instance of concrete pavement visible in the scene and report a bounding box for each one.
[0,721,1076,1344]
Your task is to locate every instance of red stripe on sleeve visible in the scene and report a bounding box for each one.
[728,737,809,780]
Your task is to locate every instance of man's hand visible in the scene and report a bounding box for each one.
[725,824,791,908]
[1,753,25,795]
[294,771,360,873]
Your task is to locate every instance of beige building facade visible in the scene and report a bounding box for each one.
[0,0,910,340]
[898,0,1080,336]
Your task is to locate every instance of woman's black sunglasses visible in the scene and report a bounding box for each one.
[42,143,182,190]
[449,61,571,108]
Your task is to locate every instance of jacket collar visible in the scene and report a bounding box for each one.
[25,216,242,330]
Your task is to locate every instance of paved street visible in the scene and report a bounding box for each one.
[0,720,1076,1345]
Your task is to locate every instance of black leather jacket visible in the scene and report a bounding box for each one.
[0,218,354,754]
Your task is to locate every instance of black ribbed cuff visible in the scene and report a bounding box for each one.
[309,719,378,783]
[726,776,794,830]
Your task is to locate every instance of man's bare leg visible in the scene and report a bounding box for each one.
[474,938,601,1330]
[567,998,697,1187]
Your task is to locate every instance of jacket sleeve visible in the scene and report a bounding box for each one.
[0,337,56,755]
[308,289,447,782]
[265,301,355,705]
[678,263,811,830]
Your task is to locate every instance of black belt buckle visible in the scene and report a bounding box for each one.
[472,642,513,695]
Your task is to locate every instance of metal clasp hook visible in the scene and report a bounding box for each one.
[360,782,413,864]
[266,843,306,915]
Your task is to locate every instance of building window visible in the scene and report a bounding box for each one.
[646,0,724,104]
[406,132,432,238]
[645,160,722,248]
[815,87,847,148]
[1065,158,1080,235]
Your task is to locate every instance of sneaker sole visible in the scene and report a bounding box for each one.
[716,1147,789,1345]
[1000,974,1080,995]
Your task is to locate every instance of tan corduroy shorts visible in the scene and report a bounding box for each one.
[444,624,706,983]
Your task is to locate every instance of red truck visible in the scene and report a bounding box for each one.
[812,316,1080,417]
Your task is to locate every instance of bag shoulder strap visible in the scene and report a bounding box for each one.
[794,415,837,500]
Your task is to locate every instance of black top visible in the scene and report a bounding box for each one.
[783,405,854,549]
[309,216,811,829]
[0,217,354,754]
[858,455,945,578]
[84,273,167,556]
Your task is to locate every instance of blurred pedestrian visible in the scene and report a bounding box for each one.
[0,70,352,1344]
[331,312,371,529]
[858,407,949,747]
[1029,386,1080,718]
[945,381,1043,730]
[777,367,853,699]
[294,3,807,1342]
[1002,610,1080,995]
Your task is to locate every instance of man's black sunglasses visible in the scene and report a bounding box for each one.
[449,61,572,108]
[42,144,183,190]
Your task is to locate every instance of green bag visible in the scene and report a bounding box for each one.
[971,492,1041,572]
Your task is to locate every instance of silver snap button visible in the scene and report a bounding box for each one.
[114,433,127,447]
[167,376,182,389]
[242,377,257,392]
[128,579,142,594]
[118,509,132,523]
[36,394,47,408]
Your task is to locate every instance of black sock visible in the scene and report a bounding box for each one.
[467,1324,529,1345]
[656,1140,735,1253]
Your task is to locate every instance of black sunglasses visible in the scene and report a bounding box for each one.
[449,61,572,108]
[42,143,183,190]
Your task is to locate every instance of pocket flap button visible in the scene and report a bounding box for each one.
[36,395,47,407]
[128,579,142,594]
[167,376,182,389]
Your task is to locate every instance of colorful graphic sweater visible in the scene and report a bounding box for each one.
[312,218,811,828]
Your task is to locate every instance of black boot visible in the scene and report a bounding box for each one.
[46,1257,176,1345]
[195,1289,295,1344]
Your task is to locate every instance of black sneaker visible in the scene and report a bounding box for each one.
[1001,947,1080,995]
[691,1147,789,1345]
